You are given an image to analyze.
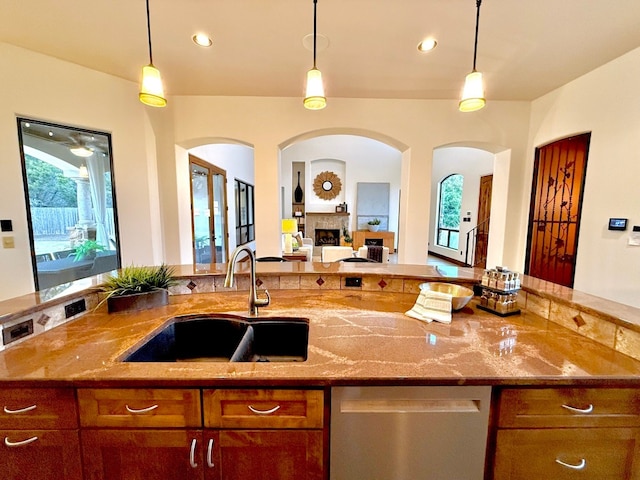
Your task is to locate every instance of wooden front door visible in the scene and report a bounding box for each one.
[525,133,591,287]
[474,174,492,268]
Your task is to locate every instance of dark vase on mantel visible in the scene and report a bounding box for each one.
[294,171,304,203]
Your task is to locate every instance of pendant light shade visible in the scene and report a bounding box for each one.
[139,0,166,107]
[140,64,167,107]
[459,71,485,112]
[304,0,326,110]
[304,68,326,110]
[459,0,485,112]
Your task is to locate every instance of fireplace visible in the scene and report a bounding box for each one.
[315,229,340,246]
[364,238,384,247]
[306,212,350,256]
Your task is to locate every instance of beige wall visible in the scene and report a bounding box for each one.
[0,41,532,302]
[526,46,640,308]
[170,96,531,265]
[0,43,161,300]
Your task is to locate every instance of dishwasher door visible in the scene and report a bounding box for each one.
[330,386,491,480]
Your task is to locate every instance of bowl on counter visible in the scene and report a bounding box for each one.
[419,282,474,311]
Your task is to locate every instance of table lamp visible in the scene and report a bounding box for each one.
[282,219,298,254]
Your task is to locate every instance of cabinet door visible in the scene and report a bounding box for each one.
[210,430,323,480]
[81,429,203,480]
[494,428,640,480]
[0,429,82,480]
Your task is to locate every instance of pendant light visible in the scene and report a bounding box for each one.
[139,0,167,107]
[459,0,485,112]
[304,0,327,110]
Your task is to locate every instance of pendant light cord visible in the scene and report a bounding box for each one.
[472,0,482,71]
[146,0,154,65]
[312,0,318,68]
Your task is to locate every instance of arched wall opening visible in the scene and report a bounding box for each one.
[430,142,512,269]
[279,128,406,259]
[175,137,255,265]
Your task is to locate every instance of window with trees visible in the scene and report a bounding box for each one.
[436,174,463,249]
[235,179,255,245]
[17,118,120,292]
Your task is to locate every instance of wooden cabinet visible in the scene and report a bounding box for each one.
[351,230,395,253]
[0,388,82,480]
[204,389,324,480]
[82,429,205,480]
[492,388,640,479]
[78,388,325,480]
[77,388,201,428]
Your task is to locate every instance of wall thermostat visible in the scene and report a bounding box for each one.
[608,218,628,231]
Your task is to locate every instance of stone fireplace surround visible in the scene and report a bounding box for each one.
[305,212,350,256]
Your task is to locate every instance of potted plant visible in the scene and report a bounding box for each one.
[367,218,381,232]
[73,240,106,261]
[341,226,353,246]
[99,264,177,313]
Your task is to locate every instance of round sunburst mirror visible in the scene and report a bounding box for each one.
[313,171,342,200]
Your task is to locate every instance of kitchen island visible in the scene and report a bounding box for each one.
[1,263,640,479]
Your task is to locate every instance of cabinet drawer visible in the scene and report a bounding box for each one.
[203,389,324,429]
[497,388,640,428]
[494,428,640,480]
[0,388,77,429]
[77,389,201,428]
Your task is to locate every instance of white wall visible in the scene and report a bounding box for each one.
[429,147,494,263]
[170,97,531,265]
[188,143,255,257]
[525,46,640,307]
[280,135,401,246]
[0,43,162,301]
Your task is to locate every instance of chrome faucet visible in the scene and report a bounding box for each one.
[224,245,270,316]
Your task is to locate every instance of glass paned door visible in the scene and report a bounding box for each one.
[189,155,228,264]
[17,118,121,292]
[191,163,213,264]
[212,171,228,264]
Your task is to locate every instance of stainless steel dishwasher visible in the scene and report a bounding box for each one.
[330,386,491,480]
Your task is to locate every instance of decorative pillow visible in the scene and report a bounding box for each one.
[294,233,304,248]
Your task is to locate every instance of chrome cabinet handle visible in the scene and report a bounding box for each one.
[4,436,39,447]
[125,404,158,414]
[556,458,586,470]
[248,405,281,415]
[3,405,37,414]
[561,403,594,414]
[189,438,198,468]
[206,438,215,468]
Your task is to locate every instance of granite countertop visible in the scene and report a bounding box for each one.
[1,289,639,388]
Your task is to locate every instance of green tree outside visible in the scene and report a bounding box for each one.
[25,154,77,207]
[439,174,463,228]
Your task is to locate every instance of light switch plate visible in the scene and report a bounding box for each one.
[2,236,15,248]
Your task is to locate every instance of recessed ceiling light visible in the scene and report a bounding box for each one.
[48,131,53,136]
[24,122,30,128]
[418,38,437,52]
[192,33,212,47]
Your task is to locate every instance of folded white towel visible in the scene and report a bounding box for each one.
[405,289,453,324]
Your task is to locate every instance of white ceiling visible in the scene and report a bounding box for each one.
[3,0,640,102]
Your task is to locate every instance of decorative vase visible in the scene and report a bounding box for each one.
[107,289,169,313]
[367,225,379,232]
[294,171,303,203]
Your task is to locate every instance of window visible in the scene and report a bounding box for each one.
[436,174,463,249]
[17,118,120,291]
[235,179,254,245]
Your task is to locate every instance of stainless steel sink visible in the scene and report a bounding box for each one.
[122,314,309,363]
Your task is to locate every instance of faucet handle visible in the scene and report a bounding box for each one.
[255,289,270,307]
